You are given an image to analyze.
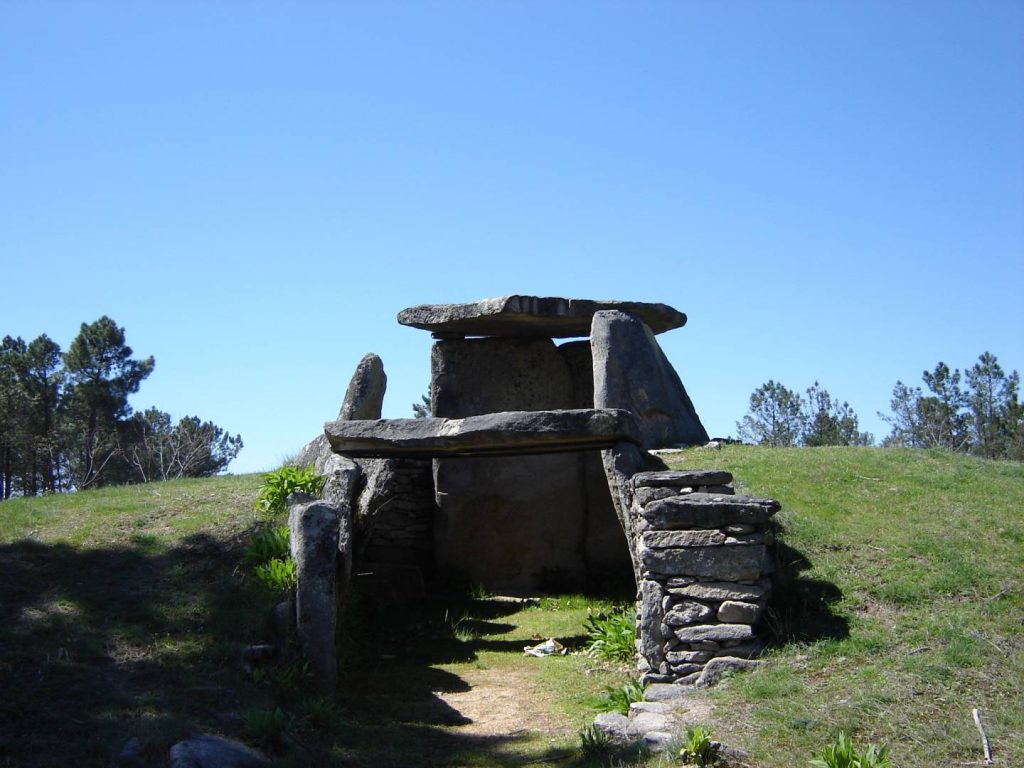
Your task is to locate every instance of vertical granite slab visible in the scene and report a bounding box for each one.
[430,337,588,590]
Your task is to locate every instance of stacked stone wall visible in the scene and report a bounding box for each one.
[631,469,778,686]
[361,458,436,572]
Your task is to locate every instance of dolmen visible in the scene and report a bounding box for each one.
[291,295,778,692]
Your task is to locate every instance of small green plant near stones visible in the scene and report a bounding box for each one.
[254,557,297,593]
[679,724,719,766]
[596,678,645,715]
[242,524,291,567]
[809,731,892,768]
[584,606,637,663]
[578,723,615,760]
[243,523,296,593]
[254,464,325,515]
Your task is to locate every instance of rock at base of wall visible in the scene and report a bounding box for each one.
[169,735,269,768]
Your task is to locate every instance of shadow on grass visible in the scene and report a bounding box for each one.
[0,536,606,767]
[768,535,849,645]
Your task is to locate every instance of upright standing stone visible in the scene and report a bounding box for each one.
[591,310,709,449]
[430,337,588,590]
[289,500,341,694]
[339,353,386,420]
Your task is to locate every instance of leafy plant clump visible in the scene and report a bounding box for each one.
[679,724,719,766]
[242,524,291,567]
[596,679,645,715]
[255,557,297,594]
[810,731,891,768]
[578,723,614,759]
[584,606,636,663]
[254,465,325,515]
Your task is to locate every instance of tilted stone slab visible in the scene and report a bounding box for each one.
[592,310,709,448]
[641,543,770,581]
[641,493,780,530]
[398,295,687,338]
[632,469,733,489]
[326,409,642,458]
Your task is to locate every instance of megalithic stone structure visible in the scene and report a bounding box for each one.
[289,295,778,692]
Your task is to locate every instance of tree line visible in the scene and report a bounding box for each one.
[1,316,242,499]
[737,351,1023,461]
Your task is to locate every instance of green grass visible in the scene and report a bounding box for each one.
[667,445,1024,768]
[2,447,1021,767]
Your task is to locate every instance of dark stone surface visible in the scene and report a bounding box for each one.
[428,337,589,590]
[288,500,340,693]
[640,542,770,581]
[169,735,269,768]
[668,581,767,602]
[640,493,781,530]
[591,310,709,449]
[325,409,642,458]
[632,469,733,489]
[339,353,386,420]
[398,295,687,337]
[694,656,762,687]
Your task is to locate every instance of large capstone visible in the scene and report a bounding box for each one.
[591,309,708,449]
[398,295,687,338]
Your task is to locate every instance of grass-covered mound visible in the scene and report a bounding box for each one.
[0,447,1020,767]
[668,445,1024,768]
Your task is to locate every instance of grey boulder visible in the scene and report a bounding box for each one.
[591,310,708,449]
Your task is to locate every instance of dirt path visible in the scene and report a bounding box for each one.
[435,665,568,738]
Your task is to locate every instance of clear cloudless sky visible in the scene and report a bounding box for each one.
[3,1,1022,474]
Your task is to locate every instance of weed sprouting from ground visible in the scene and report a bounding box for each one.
[595,679,645,715]
[584,606,636,663]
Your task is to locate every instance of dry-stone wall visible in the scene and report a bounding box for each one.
[630,469,779,686]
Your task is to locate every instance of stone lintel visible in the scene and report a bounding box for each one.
[325,408,642,458]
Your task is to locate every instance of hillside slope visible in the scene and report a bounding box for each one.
[0,449,1021,767]
[667,446,1024,767]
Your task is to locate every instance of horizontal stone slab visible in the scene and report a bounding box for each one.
[673,623,754,643]
[325,408,641,458]
[632,470,733,489]
[641,543,770,581]
[397,295,687,338]
[668,581,766,602]
[642,530,726,548]
[641,494,780,530]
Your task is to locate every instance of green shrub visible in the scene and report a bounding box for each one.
[810,731,891,768]
[584,606,636,663]
[242,524,291,567]
[254,465,325,515]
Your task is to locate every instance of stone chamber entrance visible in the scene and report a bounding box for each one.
[291,295,779,691]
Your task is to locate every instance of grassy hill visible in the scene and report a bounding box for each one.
[0,448,1021,767]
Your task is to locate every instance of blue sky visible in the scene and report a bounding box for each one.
[3,1,1022,473]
